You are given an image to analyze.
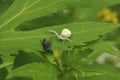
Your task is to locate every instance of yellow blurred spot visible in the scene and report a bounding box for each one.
[53,50,60,58]
[98,8,111,17]
[112,17,119,23]
[104,14,112,21]
[98,8,119,23]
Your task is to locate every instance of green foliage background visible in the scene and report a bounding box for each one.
[0,0,120,80]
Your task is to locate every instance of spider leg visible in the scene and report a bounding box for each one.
[59,35,72,42]
[62,40,65,44]
[48,30,59,38]
[48,30,72,42]
[66,38,72,42]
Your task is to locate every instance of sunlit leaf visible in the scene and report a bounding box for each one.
[7,63,59,80]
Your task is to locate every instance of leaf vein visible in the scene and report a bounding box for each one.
[0,25,115,42]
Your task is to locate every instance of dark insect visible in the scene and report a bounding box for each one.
[41,39,51,52]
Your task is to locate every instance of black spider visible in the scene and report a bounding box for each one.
[41,39,51,52]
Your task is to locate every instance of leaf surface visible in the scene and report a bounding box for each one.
[60,64,120,80]
[0,22,120,55]
[73,0,120,21]
[7,63,59,80]
[80,64,120,80]
[87,39,120,59]
[0,0,75,32]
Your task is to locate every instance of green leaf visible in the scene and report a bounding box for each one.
[0,0,76,32]
[0,56,14,69]
[0,67,8,80]
[80,64,120,80]
[0,61,13,69]
[60,63,120,80]
[87,39,120,59]
[61,47,91,69]
[0,0,13,16]
[0,55,14,74]
[7,63,59,80]
[78,0,120,7]
[0,22,120,56]
[16,12,78,31]
[73,0,120,21]
[0,57,8,80]
[13,51,47,69]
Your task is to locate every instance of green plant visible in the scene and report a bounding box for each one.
[1,0,120,80]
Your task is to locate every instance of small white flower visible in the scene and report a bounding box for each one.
[48,28,72,42]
